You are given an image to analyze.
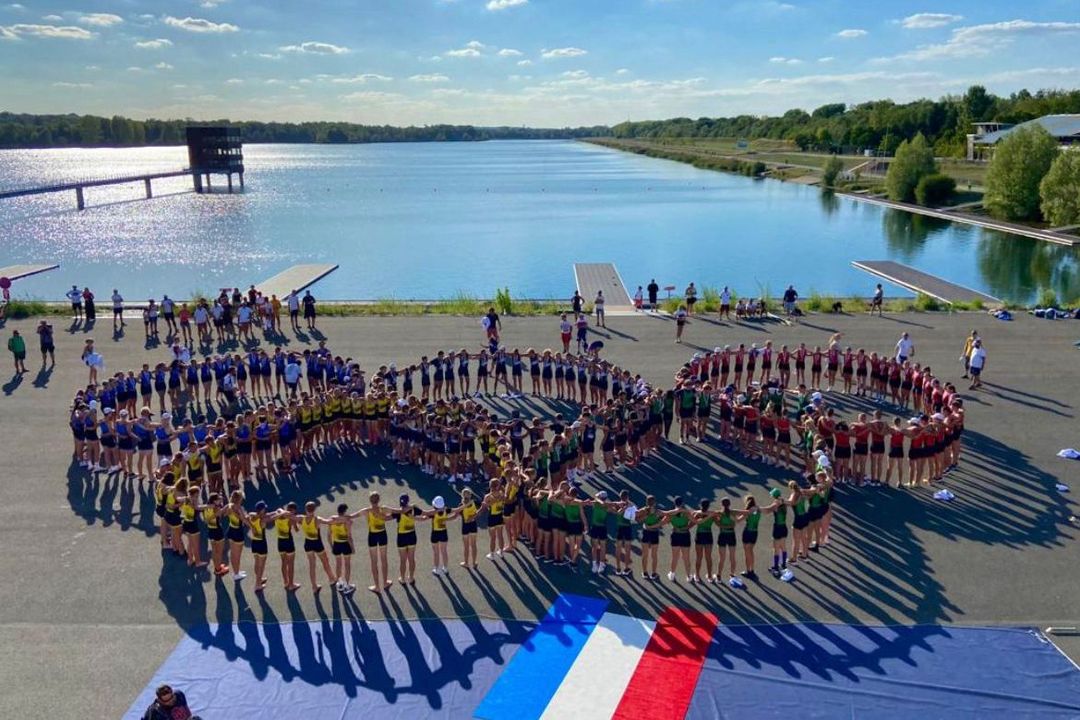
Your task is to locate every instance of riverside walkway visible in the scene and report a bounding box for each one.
[852,260,1001,306]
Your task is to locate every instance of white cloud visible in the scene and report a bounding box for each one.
[541,46,587,58]
[200,0,228,7]
[339,90,404,102]
[561,69,589,78]
[817,56,834,63]
[77,12,122,27]
[754,70,939,89]
[329,73,392,83]
[886,19,1080,62]
[487,0,527,10]
[409,73,450,82]
[41,14,62,21]
[0,23,93,39]
[255,52,281,60]
[281,41,349,54]
[264,78,281,85]
[126,66,143,72]
[497,47,522,56]
[615,68,630,75]
[769,56,803,65]
[52,81,92,88]
[7,3,24,9]
[84,64,99,70]
[517,59,532,66]
[465,40,484,49]
[225,77,243,85]
[836,28,867,38]
[446,41,483,57]
[900,13,962,29]
[163,16,238,33]
[155,61,173,70]
[508,74,531,81]
[135,38,172,49]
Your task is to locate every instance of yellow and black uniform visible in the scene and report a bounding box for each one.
[164,487,182,528]
[486,494,505,528]
[250,514,268,556]
[366,509,388,548]
[376,396,390,419]
[276,514,295,554]
[226,507,245,543]
[363,398,377,422]
[503,482,519,517]
[330,519,352,556]
[181,500,199,535]
[395,507,419,548]
[310,402,323,428]
[186,451,204,483]
[301,514,324,554]
[299,405,313,433]
[154,482,167,518]
[204,443,224,475]
[204,505,224,542]
[460,500,478,535]
[327,395,342,422]
[431,509,449,544]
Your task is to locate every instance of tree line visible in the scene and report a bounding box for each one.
[611,85,1080,157]
[0,112,609,148]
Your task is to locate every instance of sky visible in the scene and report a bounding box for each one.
[1,0,1079,126]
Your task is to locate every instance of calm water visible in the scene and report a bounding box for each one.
[1,141,1077,302]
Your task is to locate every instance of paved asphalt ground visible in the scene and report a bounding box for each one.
[1,309,1077,718]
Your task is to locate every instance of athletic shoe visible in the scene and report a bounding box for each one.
[598,562,606,573]
[485,552,495,560]
[233,571,247,581]
[667,571,676,581]
[591,561,599,573]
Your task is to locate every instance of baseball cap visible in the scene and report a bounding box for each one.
[433,496,446,510]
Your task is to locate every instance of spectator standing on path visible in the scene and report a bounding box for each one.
[674,305,688,343]
[483,306,501,344]
[870,283,884,317]
[81,338,103,384]
[968,339,987,390]
[895,332,915,363]
[161,295,176,335]
[111,289,125,329]
[647,279,659,311]
[7,329,27,374]
[82,287,96,322]
[783,285,799,316]
[287,289,301,331]
[36,320,55,366]
[575,312,588,353]
[559,313,572,353]
[270,294,282,332]
[685,282,698,315]
[142,684,193,720]
[65,285,83,320]
[302,290,317,330]
[594,291,606,327]
[571,290,584,315]
[634,286,644,311]
[960,330,980,378]
[720,286,732,321]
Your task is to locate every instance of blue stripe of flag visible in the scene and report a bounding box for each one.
[474,593,609,720]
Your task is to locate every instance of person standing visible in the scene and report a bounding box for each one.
[870,283,884,317]
[783,285,798,316]
[960,330,979,379]
[594,291,606,328]
[559,313,572,353]
[36,320,55,366]
[575,313,588,353]
[967,340,987,390]
[484,306,501,344]
[161,295,176,335]
[647,279,659,311]
[111,289,125,329]
[633,286,644,311]
[286,289,300,331]
[7,329,27,374]
[720,286,732,321]
[674,305,688,344]
[82,287,96,322]
[302,290,317,330]
[571,290,584,315]
[65,285,83,320]
[684,282,698,315]
[895,332,915,363]
[270,294,282,332]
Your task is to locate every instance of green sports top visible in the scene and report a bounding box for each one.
[774,505,787,525]
[663,394,675,412]
[549,501,565,519]
[680,391,695,410]
[717,513,736,534]
[809,492,823,508]
[795,497,808,516]
[745,509,761,532]
[591,504,607,525]
[698,395,711,411]
[538,496,550,518]
[643,510,661,529]
[694,515,714,533]
[670,511,690,533]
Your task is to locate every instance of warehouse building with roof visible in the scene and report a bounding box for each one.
[967,114,1080,160]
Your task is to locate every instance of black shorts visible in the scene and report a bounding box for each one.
[430,529,448,544]
[488,515,504,528]
[367,530,388,548]
[565,521,584,537]
[742,530,758,546]
[208,527,225,542]
[642,528,660,545]
[227,527,245,543]
[718,532,736,548]
[165,510,182,528]
[538,516,554,532]
[772,524,788,540]
[396,531,417,548]
[871,442,886,455]
[889,446,904,459]
[461,520,478,535]
[670,531,690,548]
[616,525,632,542]
[251,538,269,556]
[793,514,809,531]
[278,537,296,554]
[304,537,325,554]
[332,540,353,556]
[182,520,199,535]
[694,532,713,546]
[835,446,851,459]
[588,525,608,541]
[854,443,868,457]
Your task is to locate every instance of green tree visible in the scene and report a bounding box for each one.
[914,173,956,206]
[1040,150,1080,226]
[885,132,936,202]
[984,125,1059,220]
[822,154,843,187]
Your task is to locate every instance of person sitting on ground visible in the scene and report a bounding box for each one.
[142,684,193,720]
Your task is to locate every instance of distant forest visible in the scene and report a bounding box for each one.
[612,86,1080,157]
[3,85,1078,152]
[0,112,609,148]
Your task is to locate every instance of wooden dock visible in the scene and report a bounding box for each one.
[0,264,60,283]
[255,264,339,299]
[573,263,633,308]
[852,260,1001,306]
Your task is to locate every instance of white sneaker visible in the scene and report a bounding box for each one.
[486,552,495,560]
[667,571,676,581]
[598,562,606,573]
[439,566,448,575]
[464,474,472,483]
[591,561,599,573]
[496,549,503,557]
[432,567,441,576]
[233,571,247,581]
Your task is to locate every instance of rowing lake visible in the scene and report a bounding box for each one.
[1,140,1077,303]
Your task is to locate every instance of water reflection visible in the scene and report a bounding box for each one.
[976,231,1080,304]
[881,210,952,263]
[818,190,839,216]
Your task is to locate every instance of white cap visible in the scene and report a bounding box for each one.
[103,407,114,415]
[88,400,99,410]
[161,412,172,420]
[693,352,702,360]
[396,399,408,408]
[433,496,446,509]
[389,363,396,369]
[932,413,945,421]
[159,458,170,467]
[118,409,128,417]
[714,347,722,353]
[596,490,608,500]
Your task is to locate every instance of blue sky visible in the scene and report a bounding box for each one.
[1,0,1079,126]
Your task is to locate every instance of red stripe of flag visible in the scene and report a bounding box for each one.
[612,608,718,720]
